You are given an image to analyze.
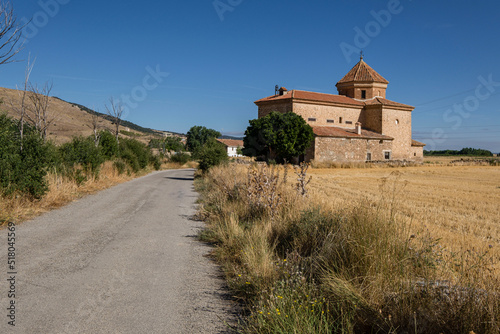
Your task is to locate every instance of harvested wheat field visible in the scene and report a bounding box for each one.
[308,165,500,263]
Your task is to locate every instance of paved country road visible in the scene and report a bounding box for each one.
[0,169,236,333]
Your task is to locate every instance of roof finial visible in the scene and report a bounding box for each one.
[360,50,364,61]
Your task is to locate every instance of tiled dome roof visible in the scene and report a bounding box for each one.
[337,59,389,84]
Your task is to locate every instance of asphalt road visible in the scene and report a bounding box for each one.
[0,169,235,333]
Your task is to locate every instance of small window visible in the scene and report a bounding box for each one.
[395,119,399,125]
[379,140,384,144]
[366,153,372,161]
[361,90,366,99]
[339,117,343,123]
[414,152,417,157]
[345,121,353,125]
[384,151,391,160]
[308,118,316,122]
[327,119,334,123]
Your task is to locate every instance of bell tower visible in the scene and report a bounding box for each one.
[335,54,389,100]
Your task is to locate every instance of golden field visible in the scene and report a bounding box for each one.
[308,164,500,261]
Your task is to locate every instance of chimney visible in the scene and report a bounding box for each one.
[355,122,362,135]
[279,87,288,96]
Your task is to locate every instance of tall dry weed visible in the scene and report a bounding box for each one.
[0,161,148,224]
[196,163,500,333]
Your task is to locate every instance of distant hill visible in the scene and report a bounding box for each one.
[52,97,158,135]
[0,87,183,145]
[220,134,244,140]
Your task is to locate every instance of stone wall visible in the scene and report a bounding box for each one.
[380,107,413,160]
[312,137,393,163]
[360,105,383,133]
[258,102,292,118]
[292,102,363,129]
[410,145,424,163]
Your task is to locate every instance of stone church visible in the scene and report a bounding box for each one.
[254,56,425,163]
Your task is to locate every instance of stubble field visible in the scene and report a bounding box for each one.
[308,163,500,264]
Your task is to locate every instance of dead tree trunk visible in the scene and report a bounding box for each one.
[26,81,54,142]
[105,97,124,145]
[87,110,102,147]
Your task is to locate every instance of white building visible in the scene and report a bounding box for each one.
[216,139,244,157]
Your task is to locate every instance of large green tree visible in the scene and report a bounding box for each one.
[186,126,221,157]
[243,112,314,162]
[149,136,185,154]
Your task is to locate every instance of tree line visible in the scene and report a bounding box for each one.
[424,148,494,156]
[0,112,161,199]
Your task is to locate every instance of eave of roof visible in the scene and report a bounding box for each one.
[312,126,393,140]
[254,90,364,107]
[363,97,414,110]
[255,90,413,110]
[411,139,426,147]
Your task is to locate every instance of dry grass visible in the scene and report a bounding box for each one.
[308,165,500,270]
[0,87,158,145]
[0,160,193,225]
[196,162,500,333]
[0,161,136,224]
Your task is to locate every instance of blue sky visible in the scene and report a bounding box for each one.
[1,0,499,151]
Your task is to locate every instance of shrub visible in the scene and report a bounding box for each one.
[59,136,104,178]
[113,159,127,175]
[150,154,162,170]
[119,147,140,173]
[0,114,49,199]
[99,130,118,159]
[197,137,228,172]
[119,138,150,170]
[169,152,191,165]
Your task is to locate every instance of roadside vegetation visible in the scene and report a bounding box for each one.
[0,112,191,224]
[195,162,500,333]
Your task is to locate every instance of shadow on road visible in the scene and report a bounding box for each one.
[164,176,194,181]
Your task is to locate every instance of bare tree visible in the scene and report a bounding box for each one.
[26,81,55,141]
[105,97,124,144]
[9,55,34,144]
[87,109,102,147]
[0,1,25,65]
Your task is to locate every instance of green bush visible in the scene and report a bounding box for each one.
[60,136,104,178]
[150,154,162,170]
[99,130,118,159]
[0,113,49,199]
[119,147,140,173]
[113,159,127,175]
[197,137,228,172]
[119,138,150,171]
[170,152,191,165]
